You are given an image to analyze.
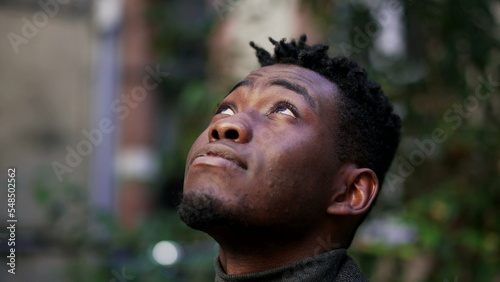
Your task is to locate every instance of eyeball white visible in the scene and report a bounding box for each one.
[276,107,295,117]
[220,107,235,115]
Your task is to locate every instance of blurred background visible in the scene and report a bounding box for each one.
[0,0,498,281]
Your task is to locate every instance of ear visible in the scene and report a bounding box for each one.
[327,164,379,216]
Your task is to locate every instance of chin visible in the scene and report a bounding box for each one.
[178,190,260,235]
[178,191,222,230]
[178,191,313,242]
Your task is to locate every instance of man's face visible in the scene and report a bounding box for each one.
[180,64,342,235]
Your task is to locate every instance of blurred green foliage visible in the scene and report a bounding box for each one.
[33,167,216,281]
[308,0,499,281]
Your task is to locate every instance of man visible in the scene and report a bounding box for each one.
[178,35,401,281]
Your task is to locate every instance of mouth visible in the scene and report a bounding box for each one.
[190,146,247,170]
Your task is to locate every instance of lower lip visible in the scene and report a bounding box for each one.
[191,156,243,170]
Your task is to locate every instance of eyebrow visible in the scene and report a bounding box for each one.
[269,79,316,108]
[224,78,316,109]
[226,80,253,97]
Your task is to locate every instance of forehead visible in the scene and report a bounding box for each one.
[242,64,339,102]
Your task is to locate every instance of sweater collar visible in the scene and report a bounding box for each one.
[214,248,367,282]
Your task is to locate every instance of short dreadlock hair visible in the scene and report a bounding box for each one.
[250,35,401,185]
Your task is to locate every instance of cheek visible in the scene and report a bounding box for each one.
[272,132,333,174]
[254,134,334,204]
[186,129,209,160]
[184,129,210,180]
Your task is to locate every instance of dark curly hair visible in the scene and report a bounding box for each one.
[250,35,401,185]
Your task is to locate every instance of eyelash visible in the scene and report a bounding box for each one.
[214,102,234,115]
[270,101,299,117]
[214,101,299,117]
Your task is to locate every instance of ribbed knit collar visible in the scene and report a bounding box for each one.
[214,248,368,282]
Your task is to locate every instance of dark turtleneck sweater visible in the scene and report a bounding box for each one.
[214,248,369,282]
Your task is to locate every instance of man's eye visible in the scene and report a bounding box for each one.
[215,104,235,116]
[220,107,235,115]
[275,107,295,117]
[272,101,298,118]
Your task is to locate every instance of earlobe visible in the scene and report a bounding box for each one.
[327,165,379,216]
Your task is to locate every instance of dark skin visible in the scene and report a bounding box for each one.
[183,64,379,274]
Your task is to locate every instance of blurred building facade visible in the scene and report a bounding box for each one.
[0,0,156,280]
[0,1,94,281]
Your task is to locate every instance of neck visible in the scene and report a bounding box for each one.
[212,227,347,275]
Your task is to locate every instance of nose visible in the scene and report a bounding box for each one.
[208,115,252,143]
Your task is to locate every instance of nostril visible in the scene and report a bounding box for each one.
[225,129,239,139]
[211,130,220,140]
